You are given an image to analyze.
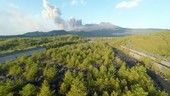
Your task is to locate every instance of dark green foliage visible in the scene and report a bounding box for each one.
[19,83,38,96]
[38,80,54,96]
[97,31,170,82]
[66,75,87,96]
[23,60,39,81]
[0,79,24,96]
[0,35,85,53]
[8,65,23,76]
[43,65,58,81]
[0,35,168,96]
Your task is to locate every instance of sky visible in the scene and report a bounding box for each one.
[0,0,170,35]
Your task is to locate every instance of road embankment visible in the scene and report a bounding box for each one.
[121,46,170,69]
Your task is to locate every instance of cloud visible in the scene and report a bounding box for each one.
[42,0,67,30]
[71,0,78,5]
[115,0,141,9]
[71,0,87,5]
[0,4,47,35]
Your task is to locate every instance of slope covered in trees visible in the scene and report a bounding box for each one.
[0,35,168,96]
[103,31,170,58]
[95,31,170,88]
[0,35,85,53]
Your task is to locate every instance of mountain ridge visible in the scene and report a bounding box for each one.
[0,23,169,37]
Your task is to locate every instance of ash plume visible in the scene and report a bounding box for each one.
[42,0,83,30]
[68,17,82,30]
[42,0,66,30]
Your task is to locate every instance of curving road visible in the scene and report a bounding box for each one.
[0,47,46,64]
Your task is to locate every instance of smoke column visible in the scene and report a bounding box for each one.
[42,0,83,30]
[42,0,66,30]
[68,17,82,30]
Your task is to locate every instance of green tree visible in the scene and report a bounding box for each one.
[103,91,109,96]
[111,91,118,96]
[67,77,87,96]
[43,66,57,81]
[24,62,38,81]
[60,71,74,95]
[100,65,107,74]
[7,92,14,96]
[0,79,24,95]
[8,65,23,76]
[131,84,148,96]
[93,92,98,96]
[38,80,54,96]
[19,83,38,96]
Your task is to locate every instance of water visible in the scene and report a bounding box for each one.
[0,47,46,64]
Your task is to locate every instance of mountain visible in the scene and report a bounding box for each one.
[0,30,70,38]
[70,23,165,37]
[72,22,120,32]
[68,22,125,37]
[0,23,169,38]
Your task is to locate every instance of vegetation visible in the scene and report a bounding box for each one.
[0,35,85,53]
[101,31,170,58]
[96,31,170,81]
[0,35,168,96]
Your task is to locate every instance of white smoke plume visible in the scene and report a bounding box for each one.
[67,17,82,30]
[42,0,66,30]
[42,0,83,30]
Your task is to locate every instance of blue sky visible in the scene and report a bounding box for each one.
[0,0,170,35]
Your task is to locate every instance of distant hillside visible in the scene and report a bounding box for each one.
[72,29,127,37]
[106,31,170,58]
[19,22,170,37]
[0,23,169,38]
[72,28,166,37]
[23,30,70,37]
[72,22,120,32]
[0,30,70,38]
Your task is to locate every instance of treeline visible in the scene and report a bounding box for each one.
[0,35,168,96]
[0,35,85,53]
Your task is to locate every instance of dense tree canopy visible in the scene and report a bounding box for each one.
[0,35,168,96]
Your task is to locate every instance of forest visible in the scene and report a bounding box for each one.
[101,31,170,58]
[0,34,169,96]
[0,35,86,53]
[96,31,170,81]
